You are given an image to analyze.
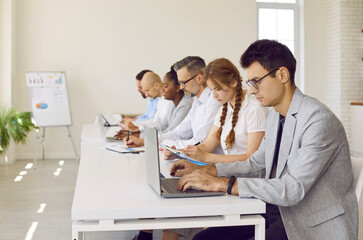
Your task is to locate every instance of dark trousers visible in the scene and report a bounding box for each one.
[193,204,288,240]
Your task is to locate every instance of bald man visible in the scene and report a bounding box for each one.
[119,72,163,132]
[140,72,163,100]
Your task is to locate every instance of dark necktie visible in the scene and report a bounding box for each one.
[270,115,285,178]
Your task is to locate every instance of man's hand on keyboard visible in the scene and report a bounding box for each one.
[177,169,227,192]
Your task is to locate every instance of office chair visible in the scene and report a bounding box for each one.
[351,157,363,201]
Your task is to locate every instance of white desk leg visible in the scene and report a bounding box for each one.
[72,228,84,240]
[254,218,265,240]
[72,228,78,240]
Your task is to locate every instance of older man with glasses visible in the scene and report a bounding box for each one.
[158,56,222,151]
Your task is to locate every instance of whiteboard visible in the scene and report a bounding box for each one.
[26,72,72,127]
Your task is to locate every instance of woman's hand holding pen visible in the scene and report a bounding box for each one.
[123,135,144,148]
[183,145,206,162]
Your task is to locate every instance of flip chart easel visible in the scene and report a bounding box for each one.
[26,72,79,164]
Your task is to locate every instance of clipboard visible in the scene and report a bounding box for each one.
[105,144,144,154]
[160,144,207,166]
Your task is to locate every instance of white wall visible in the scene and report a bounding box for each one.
[12,0,257,159]
[0,0,13,107]
[303,0,327,103]
[6,0,361,161]
[0,0,16,163]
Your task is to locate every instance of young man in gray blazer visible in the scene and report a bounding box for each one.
[170,39,359,240]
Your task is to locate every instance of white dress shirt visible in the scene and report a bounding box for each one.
[135,95,193,133]
[160,88,222,148]
[214,94,269,155]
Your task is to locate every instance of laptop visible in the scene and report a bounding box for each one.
[144,125,225,198]
[100,113,119,127]
[98,114,123,142]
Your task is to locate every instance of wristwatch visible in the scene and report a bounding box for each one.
[227,176,236,195]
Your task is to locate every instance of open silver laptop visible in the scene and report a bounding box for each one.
[144,125,225,198]
[100,113,119,127]
[98,114,123,142]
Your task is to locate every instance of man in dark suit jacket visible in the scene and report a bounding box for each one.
[171,39,359,240]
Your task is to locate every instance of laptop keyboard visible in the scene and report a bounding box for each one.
[161,178,201,194]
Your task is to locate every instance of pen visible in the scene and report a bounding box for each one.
[194,142,201,146]
[126,130,130,144]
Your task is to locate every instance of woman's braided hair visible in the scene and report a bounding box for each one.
[204,58,244,149]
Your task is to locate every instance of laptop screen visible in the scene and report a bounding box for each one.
[144,125,162,195]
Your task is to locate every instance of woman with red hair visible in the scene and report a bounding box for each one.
[183,57,268,164]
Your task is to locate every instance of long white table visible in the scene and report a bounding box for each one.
[71,124,266,240]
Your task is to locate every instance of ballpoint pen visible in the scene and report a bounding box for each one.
[126,130,130,144]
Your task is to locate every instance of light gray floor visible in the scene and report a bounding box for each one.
[0,159,147,240]
[0,159,363,240]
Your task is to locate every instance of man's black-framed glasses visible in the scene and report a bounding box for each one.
[178,74,198,87]
[245,68,279,90]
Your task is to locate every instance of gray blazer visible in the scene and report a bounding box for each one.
[216,88,358,240]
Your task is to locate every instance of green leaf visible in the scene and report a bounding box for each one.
[0,106,37,154]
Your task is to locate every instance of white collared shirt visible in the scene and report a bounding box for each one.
[135,95,193,133]
[160,88,222,148]
[214,94,269,155]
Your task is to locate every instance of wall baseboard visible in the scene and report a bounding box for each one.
[0,154,16,165]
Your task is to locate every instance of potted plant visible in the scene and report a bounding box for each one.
[0,106,37,154]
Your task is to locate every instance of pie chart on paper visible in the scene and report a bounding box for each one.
[36,102,48,109]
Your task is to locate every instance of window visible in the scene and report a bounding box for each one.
[257,0,298,54]
[256,0,300,85]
